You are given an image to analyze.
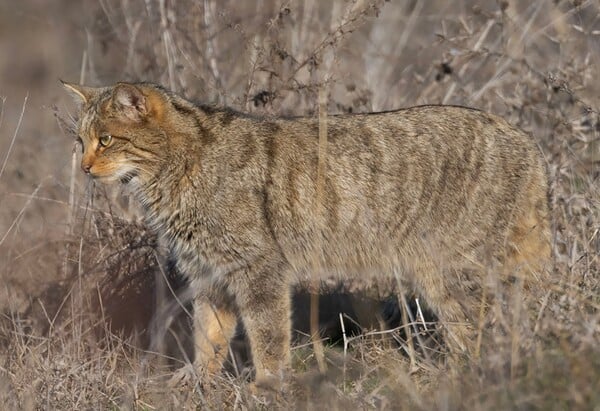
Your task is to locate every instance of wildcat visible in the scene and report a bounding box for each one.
[63,81,551,386]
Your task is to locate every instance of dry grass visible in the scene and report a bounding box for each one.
[1,0,599,409]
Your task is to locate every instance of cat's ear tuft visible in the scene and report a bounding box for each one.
[61,80,97,105]
[112,83,148,122]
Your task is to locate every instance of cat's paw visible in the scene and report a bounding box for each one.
[168,363,201,390]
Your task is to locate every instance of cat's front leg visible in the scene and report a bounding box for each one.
[168,293,238,388]
[192,297,238,376]
[231,258,292,389]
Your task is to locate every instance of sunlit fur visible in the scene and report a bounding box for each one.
[64,81,552,386]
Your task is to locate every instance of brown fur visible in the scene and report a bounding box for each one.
[63,81,551,384]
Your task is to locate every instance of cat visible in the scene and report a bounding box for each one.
[63,80,551,387]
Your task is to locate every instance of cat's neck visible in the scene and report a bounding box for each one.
[132,146,212,237]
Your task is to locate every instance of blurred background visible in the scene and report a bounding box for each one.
[0,0,598,408]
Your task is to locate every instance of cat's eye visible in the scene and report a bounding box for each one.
[99,135,113,147]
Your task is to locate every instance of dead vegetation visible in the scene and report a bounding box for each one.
[0,0,599,409]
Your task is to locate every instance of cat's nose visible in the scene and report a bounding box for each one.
[81,162,91,173]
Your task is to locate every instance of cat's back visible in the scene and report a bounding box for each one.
[264,104,546,216]
[267,104,543,177]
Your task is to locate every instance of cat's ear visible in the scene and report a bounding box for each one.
[112,83,148,122]
[61,80,98,105]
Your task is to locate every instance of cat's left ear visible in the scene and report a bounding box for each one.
[112,83,149,122]
[61,80,98,105]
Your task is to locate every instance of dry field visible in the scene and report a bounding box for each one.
[0,0,599,409]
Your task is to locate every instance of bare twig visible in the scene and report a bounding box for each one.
[0,95,27,182]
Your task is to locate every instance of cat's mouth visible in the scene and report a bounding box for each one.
[88,170,137,185]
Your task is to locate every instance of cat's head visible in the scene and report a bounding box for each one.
[62,81,169,185]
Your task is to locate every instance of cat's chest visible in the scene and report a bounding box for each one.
[153,207,242,278]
